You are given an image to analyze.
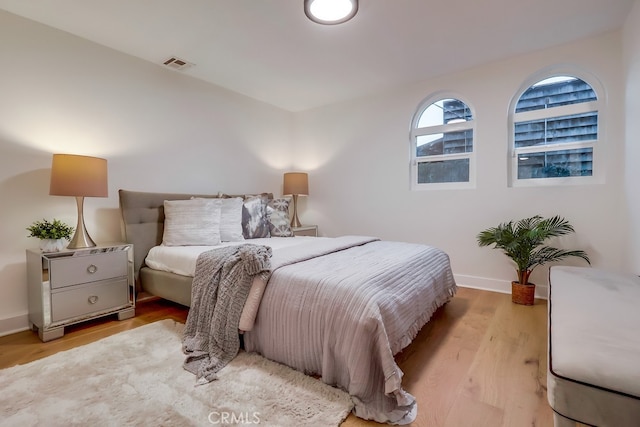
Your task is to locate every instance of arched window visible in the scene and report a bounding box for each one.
[509,71,602,186]
[410,95,475,189]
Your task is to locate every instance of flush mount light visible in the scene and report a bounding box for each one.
[304,0,358,25]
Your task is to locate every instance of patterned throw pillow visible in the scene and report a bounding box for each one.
[242,195,270,239]
[162,198,222,246]
[267,198,294,237]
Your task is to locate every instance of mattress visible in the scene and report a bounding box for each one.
[145,237,321,331]
[548,266,640,426]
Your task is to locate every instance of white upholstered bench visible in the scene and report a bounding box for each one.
[547,266,640,426]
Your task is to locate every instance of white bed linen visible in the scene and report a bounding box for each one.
[145,236,322,277]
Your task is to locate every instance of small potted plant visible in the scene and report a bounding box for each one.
[27,219,74,252]
[476,215,590,305]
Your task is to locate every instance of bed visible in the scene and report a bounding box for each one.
[118,189,457,424]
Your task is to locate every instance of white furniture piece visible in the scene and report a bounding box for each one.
[547,266,640,426]
[26,243,135,342]
[292,225,318,237]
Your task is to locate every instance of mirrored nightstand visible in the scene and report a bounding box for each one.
[26,243,135,342]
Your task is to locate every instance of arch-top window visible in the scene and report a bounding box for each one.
[410,96,475,189]
[510,73,601,186]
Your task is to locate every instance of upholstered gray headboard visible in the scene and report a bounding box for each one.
[118,190,218,281]
[118,189,274,286]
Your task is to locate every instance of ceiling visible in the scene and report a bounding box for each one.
[0,0,635,112]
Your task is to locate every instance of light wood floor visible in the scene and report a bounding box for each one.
[0,287,553,427]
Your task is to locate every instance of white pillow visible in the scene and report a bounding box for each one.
[162,198,222,246]
[220,197,245,242]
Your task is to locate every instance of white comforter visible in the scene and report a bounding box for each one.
[146,236,457,424]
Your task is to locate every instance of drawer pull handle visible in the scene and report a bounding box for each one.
[88,295,99,304]
[87,264,98,274]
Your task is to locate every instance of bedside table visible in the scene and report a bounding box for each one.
[292,225,318,237]
[26,243,135,342]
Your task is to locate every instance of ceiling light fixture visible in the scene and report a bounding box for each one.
[304,0,358,25]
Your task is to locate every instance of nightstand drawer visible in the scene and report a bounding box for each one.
[49,251,128,289]
[292,225,318,237]
[51,278,129,322]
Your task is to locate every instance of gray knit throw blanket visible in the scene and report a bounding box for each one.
[182,244,272,384]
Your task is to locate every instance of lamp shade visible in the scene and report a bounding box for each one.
[50,154,108,197]
[283,172,309,196]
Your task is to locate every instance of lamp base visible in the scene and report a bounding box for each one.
[290,194,303,228]
[66,196,97,249]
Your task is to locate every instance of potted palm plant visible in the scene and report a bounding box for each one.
[477,215,590,305]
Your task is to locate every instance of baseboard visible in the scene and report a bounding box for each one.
[0,313,30,337]
[455,274,548,300]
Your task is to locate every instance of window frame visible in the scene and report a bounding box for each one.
[410,92,476,190]
[508,67,605,187]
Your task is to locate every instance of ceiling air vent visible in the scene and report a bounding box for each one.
[162,56,193,71]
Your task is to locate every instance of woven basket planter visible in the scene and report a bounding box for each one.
[511,281,535,305]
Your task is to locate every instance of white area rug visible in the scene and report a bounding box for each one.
[0,320,353,426]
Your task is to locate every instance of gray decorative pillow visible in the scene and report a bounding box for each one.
[242,195,270,239]
[267,198,294,237]
[162,198,222,246]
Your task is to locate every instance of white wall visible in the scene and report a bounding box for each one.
[623,0,640,273]
[294,31,627,296]
[0,11,293,334]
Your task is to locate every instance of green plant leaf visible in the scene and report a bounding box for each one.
[26,219,74,241]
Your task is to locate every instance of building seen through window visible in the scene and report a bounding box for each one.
[513,76,598,181]
[411,97,474,187]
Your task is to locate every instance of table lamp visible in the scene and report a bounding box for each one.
[283,172,309,228]
[49,154,108,249]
